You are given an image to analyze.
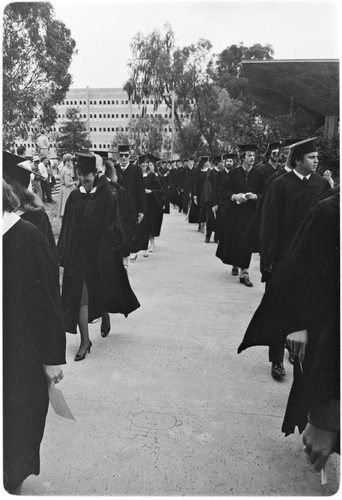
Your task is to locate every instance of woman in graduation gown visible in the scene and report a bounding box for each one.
[3,180,66,493]
[135,156,165,255]
[57,153,140,361]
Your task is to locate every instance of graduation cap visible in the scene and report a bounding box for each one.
[223,152,237,160]
[3,151,37,188]
[199,155,211,162]
[287,137,319,159]
[74,152,96,174]
[280,138,302,148]
[265,141,281,155]
[238,144,258,153]
[118,145,130,156]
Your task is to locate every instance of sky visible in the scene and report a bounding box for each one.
[52,0,340,89]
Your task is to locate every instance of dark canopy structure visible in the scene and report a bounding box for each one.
[241,59,339,136]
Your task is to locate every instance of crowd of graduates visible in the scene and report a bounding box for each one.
[2,133,339,492]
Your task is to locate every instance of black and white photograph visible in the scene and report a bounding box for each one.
[2,0,340,495]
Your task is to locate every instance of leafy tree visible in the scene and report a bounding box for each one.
[3,2,76,148]
[124,24,213,151]
[111,115,168,157]
[56,108,92,157]
[213,43,274,102]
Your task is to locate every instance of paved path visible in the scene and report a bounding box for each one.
[24,208,339,496]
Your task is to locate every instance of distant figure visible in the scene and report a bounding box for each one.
[58,154,77,218]
[36,129,50,157]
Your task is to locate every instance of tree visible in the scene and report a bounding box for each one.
[55,108,92,157]
[111,115,169,157]
[124,24,214,152]
[3,2,76,149]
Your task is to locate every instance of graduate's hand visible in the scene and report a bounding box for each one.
[137,213,144,224]
[43,365,64,385]
[193,196,198,205]
[233,193,247,204]
[212,205,218,214]
[303,423,338,471]
[145,189,152,193]
[245,192,257,200]
[286,330,308,363]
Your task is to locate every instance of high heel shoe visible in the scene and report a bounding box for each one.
[75,340,92,361]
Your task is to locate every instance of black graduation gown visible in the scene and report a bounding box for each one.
[134,172,165,250]
[216,166,264,268]
[20,208,58,261]
[238,189,340,435]
[214,168,231,240]
[108,181,134,258]
[260,171,330,281]
[244,162,279,252]
[158,172,170,214]
[57,176,140,333]
[168,168,179,206]
[182,166,195,213]
[192,168,209,223]
[118,162,146,222]
[3,218,66,491]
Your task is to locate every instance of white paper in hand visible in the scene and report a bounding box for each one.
[48,384,76,421]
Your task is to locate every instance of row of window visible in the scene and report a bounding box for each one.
[89,127,173,133]
[56,113,173,120]
[61,98,196,106]
[62,99,160,106]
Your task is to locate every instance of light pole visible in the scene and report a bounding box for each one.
[164,91,175,161]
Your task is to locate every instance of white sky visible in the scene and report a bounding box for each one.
[52,0,340,89]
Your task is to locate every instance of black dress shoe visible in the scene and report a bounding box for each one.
[75,341,92,361]
[231,266,239,276]
[101,312,111,337]
[205,237,210,243]
[239,276,253,287]
[271,363,286,379]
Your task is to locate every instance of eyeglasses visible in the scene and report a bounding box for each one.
[119,154,130,158]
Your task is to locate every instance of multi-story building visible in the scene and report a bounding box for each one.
[16,87,174,161]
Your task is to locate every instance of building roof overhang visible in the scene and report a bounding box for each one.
[241,59,339,118]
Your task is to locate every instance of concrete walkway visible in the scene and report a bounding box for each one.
[23,208,339,496]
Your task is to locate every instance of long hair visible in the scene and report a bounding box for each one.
[3,179,20,213]
[3,175,44,211]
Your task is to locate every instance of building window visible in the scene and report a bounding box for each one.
[66,101,69,105]
[111,128,114,131]
[90,114,93,118]
[126,100,128,104]
[103,114,106,118]
[93,144,96,148]
[99,100,102,105]
[94,100,97,105]
[116,127,119,132]
[164,128,168,132]
[99,127,102,132]
[112,114,115,118]
[116,100,119,104]
[84,101,86,105]
[121,114,124,118]
[90,128,93,131]
[146,100,149,104]
[94,114,97,118]
[132,114,135,118]
[99,114,102,118]
[121,100,124,104]
[94,127,97,131]
[84,114,86,118]
[116,114,119,118]
[112,100,115,104]
[107,127,110,131]
[165,114,168,118]
[125,114,128,118]
[125,127,129,132]
[90,100,93,105]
